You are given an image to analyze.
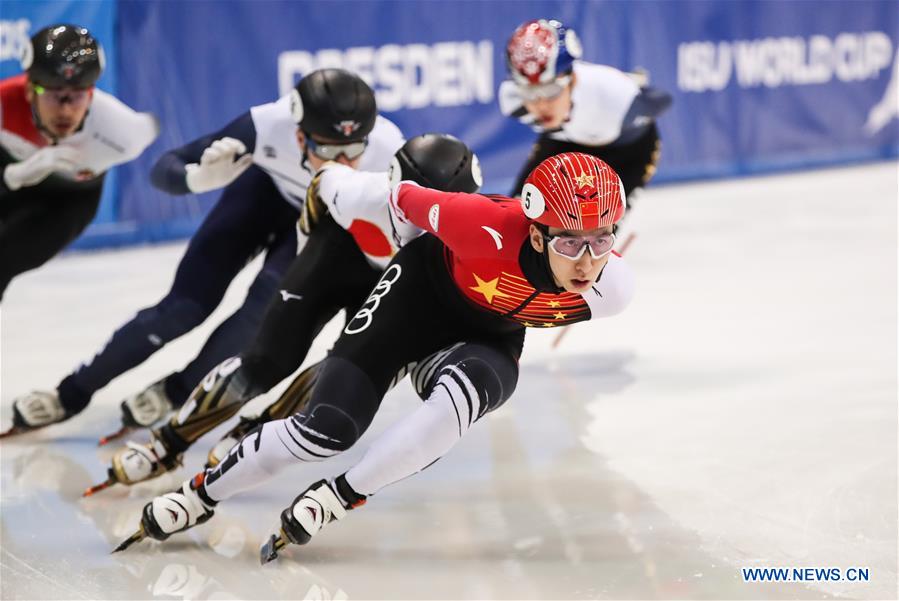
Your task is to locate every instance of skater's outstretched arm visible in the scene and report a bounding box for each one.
[150,112,257,195]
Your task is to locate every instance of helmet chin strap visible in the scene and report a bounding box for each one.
[30,101,59,144]
[297,132,314,173]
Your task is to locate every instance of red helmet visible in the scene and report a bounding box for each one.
[521,153,626,230]
[506,19,582,86]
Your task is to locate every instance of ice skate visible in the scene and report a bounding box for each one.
[1,390,69,438]
[261,477,364,564]
[84,435,183,496]
[112,472,216,552]
[99,378,173,445]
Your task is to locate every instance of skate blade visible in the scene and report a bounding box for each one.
[112,526,146,553]
[83,473,118,497]
[98,426,132,446]
[259,532,288,565]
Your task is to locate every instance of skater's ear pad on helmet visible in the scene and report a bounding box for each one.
[389,133,482,194]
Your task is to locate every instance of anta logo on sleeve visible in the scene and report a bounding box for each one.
[481,226,503,250]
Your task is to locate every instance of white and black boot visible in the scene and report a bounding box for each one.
[85,428,187,496]
[280,476,365,546]
[141,473,217,541]
[110,436,182,486]
[1,390,69,437]
[121,378,174,428]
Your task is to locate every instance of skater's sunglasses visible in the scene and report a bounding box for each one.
[32,84,92,107]
[545,231,616,261]
[305,136,368,161]
[518,75,571,102]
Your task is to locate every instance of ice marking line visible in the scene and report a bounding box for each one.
[1,548,91,599]
[0,560,32,579]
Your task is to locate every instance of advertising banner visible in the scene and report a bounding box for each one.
[5,1,897,247]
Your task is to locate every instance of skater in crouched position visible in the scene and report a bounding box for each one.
[93,134,482,492]
[1,24,157,301]
[121,152,634,556]
[6,69,403,438]
[501,19,671,201]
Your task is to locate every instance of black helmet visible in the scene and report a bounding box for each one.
[289,69,376,142]
[23,24,104,88]
[389,134,482,194]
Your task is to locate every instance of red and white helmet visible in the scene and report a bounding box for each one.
[506,19,582,86]
[521,153,626,230]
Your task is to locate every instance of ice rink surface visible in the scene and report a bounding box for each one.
[1,162,896,600]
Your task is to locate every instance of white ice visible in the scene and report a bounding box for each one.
[1,162,896,600]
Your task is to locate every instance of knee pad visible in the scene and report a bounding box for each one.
[410,343,465,399]
[421,343,519,417]
[287,357,381,455]
[136,296,209,343]
[264,364,321,421]
[292,403,363,454]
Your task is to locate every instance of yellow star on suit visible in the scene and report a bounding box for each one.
[469,274,511,305]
